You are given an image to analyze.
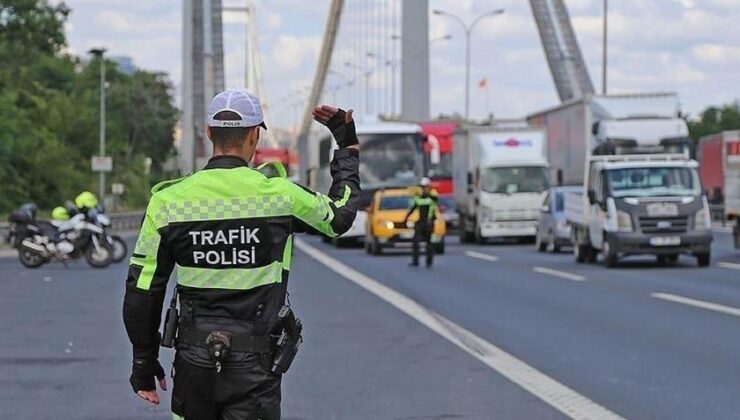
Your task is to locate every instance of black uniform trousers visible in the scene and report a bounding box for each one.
[411,221,434,267]
[172,354,281,420]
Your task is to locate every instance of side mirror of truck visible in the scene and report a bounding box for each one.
[467,172,473,186]
[587,190,597,204]
[540,205,550,214]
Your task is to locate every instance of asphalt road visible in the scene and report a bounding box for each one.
[1,229,739,419]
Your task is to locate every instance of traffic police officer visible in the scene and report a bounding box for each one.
[403,177,438,268]
[123,89,361,419]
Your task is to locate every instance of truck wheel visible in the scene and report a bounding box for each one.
[459,215,474,243]
[602,239,618,268]
[535,230,546,252]
[696,252,711,267]
[474,227,485,244]
[574,244,586,263]
[586,246,598,263]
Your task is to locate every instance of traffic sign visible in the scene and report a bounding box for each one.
[91,156,113,172]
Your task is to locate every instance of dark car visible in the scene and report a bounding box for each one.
[535,186,582,253]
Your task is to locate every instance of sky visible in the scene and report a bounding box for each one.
[61,0,740,128]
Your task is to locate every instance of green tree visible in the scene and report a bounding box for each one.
[688,102,740,141]
[0,0,179,213]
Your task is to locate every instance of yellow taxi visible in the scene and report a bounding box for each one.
[365,187,446,255]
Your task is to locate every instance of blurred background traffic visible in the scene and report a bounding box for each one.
[2,1,740,419]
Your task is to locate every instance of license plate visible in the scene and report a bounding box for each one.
[646,203,679,217]
[649,236,681,246]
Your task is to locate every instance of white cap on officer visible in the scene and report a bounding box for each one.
[420,177,432,187]
[207,89,267,130]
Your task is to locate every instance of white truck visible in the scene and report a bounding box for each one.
[563,154,712,267]
[453,126,549,243]
[527,92,712,267]
[527,93,693,185]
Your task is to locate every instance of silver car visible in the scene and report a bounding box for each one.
[535,186,581,253]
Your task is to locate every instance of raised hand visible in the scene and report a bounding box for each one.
[312,105,358,148]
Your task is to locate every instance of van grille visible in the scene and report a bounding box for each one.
[639,216,688,234]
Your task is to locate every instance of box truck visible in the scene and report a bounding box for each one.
[453,127,549,242]
[699,130,740,248]
[528,92,711,267]
[527,92,693,185]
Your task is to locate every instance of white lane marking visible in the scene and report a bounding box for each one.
[717,262,740,271]
[295,238,623,420]
[652,293,740,318]
[532,266,586,282]
[464,251,499,262]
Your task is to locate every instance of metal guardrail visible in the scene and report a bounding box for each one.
[0,211,145,239]
[107,211,145,232]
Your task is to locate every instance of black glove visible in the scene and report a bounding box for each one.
[326,108,358,148]
[129,359,165,393]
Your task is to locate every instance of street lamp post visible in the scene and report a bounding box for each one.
[88,47,107,202]
[433,8,504,120]
[602,0,608,95]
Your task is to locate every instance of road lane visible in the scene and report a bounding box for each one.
[0,238,563,420]
[311,233,740,419]
[295,238,620,419]
[1,229,739,419]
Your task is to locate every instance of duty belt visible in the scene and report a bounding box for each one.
[177,325,273,353]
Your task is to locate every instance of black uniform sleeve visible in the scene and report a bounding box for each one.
[122,195,175,361]
[290,147,361,237]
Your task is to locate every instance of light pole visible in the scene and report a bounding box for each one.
[602,0,608,94]
[88,47,107,202]
[433,8,504,120]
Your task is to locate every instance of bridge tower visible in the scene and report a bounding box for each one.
[181,0,226,174]
[529,0,594,102]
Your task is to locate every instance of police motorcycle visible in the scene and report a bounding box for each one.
[60,191,127,263]
[67,203,128,263]
[6,203,113,269]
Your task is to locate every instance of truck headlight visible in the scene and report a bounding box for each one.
[694,207,711,231]
[617,210,633,232]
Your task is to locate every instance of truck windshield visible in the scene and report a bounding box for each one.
[480,166,549,194]
[606,167,700,198]
[379,196,413,210]
[359,133,422,189]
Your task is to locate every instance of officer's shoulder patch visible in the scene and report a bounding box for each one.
[151,174,191,194]
[256,161,288,179]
